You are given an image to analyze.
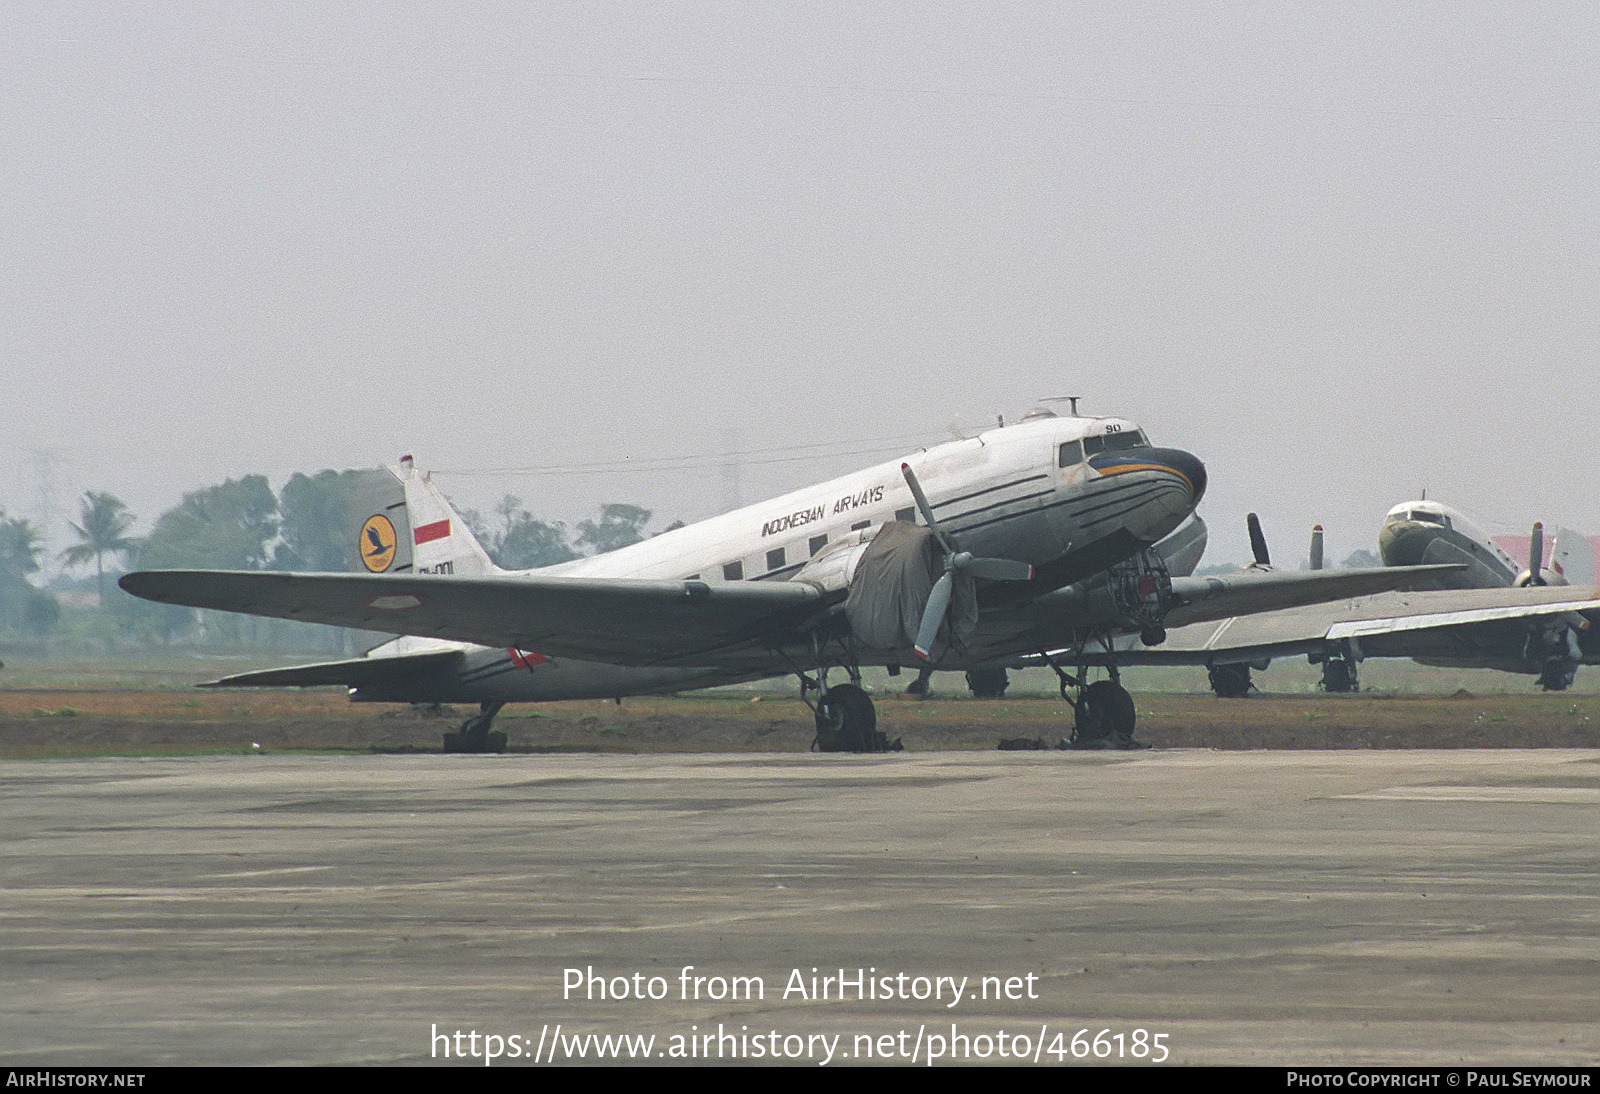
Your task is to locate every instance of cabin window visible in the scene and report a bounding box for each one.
[895,507,915,523]
[809,534,828,556]
[1058,440,1083,466]
[851,520,871,531]
[767,547,786,571]
[723,561,743,581]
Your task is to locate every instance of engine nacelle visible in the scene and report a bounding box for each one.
[790,528,877,596]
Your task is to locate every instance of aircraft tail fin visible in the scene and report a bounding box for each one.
[1547,526,1594,587]
[350,456,501,577]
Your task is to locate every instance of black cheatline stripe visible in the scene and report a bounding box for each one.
[1064,479,1180,520]
[943,505,1047,537]
[1069,485,1190,530]
[1072,489,1188,532]
[1068,479,1184,518]
[1036,479,1152,518]
[392,564,413,572]
[940,488,1056,525]
[1066,490,1166,524]
[942,479,1177,538]
[930,473,1050,511]
[1030,480,1147,521]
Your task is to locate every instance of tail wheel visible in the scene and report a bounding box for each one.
[813,684,878,752]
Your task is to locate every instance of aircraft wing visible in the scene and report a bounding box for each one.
[120,570,824,667]
[1161,565,1467,629]
[1078,585,1600,667]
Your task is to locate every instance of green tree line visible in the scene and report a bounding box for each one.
[0,471,674,654]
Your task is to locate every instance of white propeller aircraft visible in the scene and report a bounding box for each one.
[122,406,1474,752]
[1369,499,1596,690]
[1072,503,1600,699]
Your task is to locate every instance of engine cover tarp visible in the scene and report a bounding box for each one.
[844,521,976,655]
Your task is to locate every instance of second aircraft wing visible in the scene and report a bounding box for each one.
[1082,584,1600,666]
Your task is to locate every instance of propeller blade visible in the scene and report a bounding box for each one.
[1309,524,1324,571]
[900,463,954,554]
[965,557,1035,582]
[1247,513,1270,568]
[1529,522,1545,586]
[901,462,1032,659]
[914,572,955,659]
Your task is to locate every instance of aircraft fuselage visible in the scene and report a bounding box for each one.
[346,412,1205,702]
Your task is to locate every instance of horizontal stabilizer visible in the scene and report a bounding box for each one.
[201,649,463,689]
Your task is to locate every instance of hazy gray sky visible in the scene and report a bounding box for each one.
[4,3,1597,567]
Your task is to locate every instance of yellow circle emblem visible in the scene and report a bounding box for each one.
[359,514,398,573]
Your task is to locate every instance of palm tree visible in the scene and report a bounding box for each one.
[0,513,44,581]
[60,492,138,603]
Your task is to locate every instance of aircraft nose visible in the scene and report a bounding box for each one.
[1088,447,1207,508]
[1156,448,1207,507]
[1377,521,1429,567]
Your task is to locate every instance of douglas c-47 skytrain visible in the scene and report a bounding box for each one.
[124,405,1593,752]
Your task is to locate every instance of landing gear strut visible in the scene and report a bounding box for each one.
[903,664,935,699]
[801,639,901,753]
[1034,548,1167,748]
[1529,622,1580,691]
[443,701,507,753]
[1312,640,1360,694]
[813,684,881,751]
[1038,641,1146,750]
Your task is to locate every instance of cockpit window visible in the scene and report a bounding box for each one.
[1081,430,1148,458]
[1407,510,1450,528]
[1058,440,1083,466]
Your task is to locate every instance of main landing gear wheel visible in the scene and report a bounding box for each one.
[813,684,896,753]
[1537,660,1577,692]
[1208,663,1253,699]
[965,667,1010,699]
[1071,680,1143,750]
[1319,658,1358,694]
[443,701,508,754]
